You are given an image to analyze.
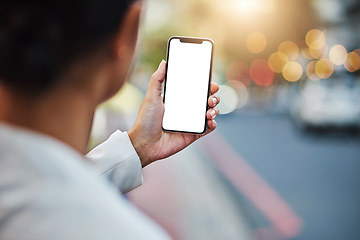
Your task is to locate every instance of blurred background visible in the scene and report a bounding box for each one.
[90,0,360,239]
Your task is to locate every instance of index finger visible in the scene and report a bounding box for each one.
[210,82,219,95]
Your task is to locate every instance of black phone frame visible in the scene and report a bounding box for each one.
[162,36,215,135]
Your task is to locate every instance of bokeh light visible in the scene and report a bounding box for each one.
[329,45,347,65]
[305,29,325,49]
[306,29,327,59]
[249,59,275,86]
[306,60,320,81]
[268,52,289,73]
[225,61,252,87]
[282,61,303,82]
[217,85,239,115]
[309,38,325,51]
[227,80,249,109]
[246,32,267,54]
[349,50,360,70]
[278,41,299,60]
[309,43,328,59]
[344,51,360,72]
[315,58,334,79]
[301,47,312,60]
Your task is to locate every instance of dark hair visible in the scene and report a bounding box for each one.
[0,0,136,95]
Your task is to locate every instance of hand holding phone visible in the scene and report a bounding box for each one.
[128,38,219,167]
[162,36,214,134]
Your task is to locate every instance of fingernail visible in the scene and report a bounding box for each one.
[210,109,216,119]
[158,59,165,69]
[212,97,217,105]
[212,120,217,128]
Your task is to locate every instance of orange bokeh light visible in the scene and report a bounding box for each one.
[278,41,299,61]
[344,51,360,72]
[249,59,275,86]
[306,60,320,81]
[306,29,325,49]
[246,32,267,54]
[301,47,312,60]
[315,58,334,79]
[309,43,328,59]
[305,29,327,60]
[282,62,303,82]
[268,52,289,73]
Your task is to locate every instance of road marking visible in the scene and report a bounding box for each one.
[198,132,303,238]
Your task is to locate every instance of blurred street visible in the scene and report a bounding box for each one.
[212,112,360,239]
[98,82,360,239]
[90,0,360,239]
[2,0,360,239]
[125,111,360,240]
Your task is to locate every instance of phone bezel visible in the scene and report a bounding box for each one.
[162,36,215,135]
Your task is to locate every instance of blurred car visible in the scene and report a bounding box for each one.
[290,73,360,131]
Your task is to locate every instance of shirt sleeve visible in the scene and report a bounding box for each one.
[86,130,143,193]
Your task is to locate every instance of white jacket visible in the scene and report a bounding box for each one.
[0,123,170,240]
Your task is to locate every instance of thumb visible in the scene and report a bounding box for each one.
[147,60,166,99]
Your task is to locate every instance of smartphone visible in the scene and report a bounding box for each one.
[162,36,214,134]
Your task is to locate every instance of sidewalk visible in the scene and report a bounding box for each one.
[128,142,253,240]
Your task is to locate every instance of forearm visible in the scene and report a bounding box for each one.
[86,130,143,193]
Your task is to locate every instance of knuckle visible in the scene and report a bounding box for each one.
[151,73,157,80]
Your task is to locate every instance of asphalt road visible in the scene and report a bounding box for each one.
[214,112,360,240]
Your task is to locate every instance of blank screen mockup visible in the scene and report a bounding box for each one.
[162,38,213,133]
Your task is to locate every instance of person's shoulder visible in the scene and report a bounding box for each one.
[0,179,136,239]
[0,177,170,240]
[0,126,170,240]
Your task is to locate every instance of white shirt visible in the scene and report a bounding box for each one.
[0,123,170,240]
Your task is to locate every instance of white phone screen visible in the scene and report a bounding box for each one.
[162,37,213,134]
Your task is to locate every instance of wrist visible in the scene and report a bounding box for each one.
[127,129,149,168]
